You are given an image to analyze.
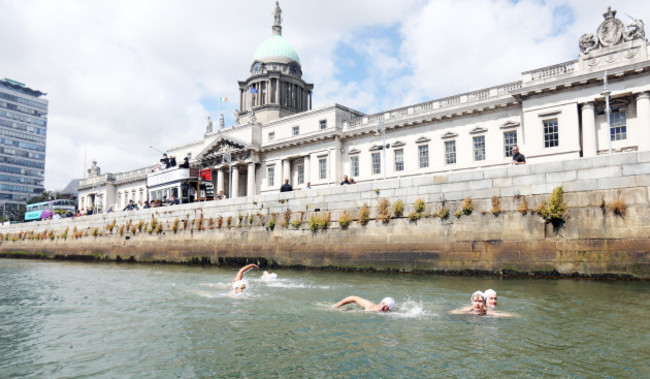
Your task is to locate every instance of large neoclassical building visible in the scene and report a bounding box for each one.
[78,5,650,212]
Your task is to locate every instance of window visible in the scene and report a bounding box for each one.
[543,119,558,148]
[473,136,485,161]
[504,131,517,157]
[394,149,404,171]
[445,141,456,164]
[292,126,300,136]
[268,132,275,141]
[267,167,275,187]
[350,156,359,177]
[297,164,304,184]
[319,119,327,130]
[372,152,381,175]
[418,145,429,168]
[610,111,627,141]
[319,158,327,179]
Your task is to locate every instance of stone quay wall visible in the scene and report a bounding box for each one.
[1,152,649,279]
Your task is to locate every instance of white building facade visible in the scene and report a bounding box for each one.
[78,5,650,211]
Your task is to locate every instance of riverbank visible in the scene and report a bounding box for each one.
[2,152,649,279]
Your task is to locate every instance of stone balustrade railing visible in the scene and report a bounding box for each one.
[522,60,577,83]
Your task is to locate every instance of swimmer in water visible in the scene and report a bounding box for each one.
[261,270,278,281]
[331,296,395,312]
[230,263,258,294]
[485,289,497,308]
[451,291,487,315]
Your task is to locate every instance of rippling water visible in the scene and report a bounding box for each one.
[1,259,648,378]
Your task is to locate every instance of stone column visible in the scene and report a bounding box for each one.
[282,159,291,184]
[247,162,256,196]
[303,155,310,185]
[217,168,224,193]
[231,165,239,198]
[581,102,597,157]
[637,92,650,152]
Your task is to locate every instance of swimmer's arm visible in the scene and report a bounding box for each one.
[331,296,376,310]
[450,306,472,314]
[488,310,515,317]
[234,263,259,282]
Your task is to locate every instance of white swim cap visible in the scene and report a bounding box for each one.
[232,279,247,290]
[262,271,278,280]
[471,291,486,302]
[381,297,396,311]
[484,289,497,298]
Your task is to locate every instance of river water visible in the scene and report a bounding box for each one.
[1,259,648,378]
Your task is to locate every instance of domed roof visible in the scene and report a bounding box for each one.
[253,35,300,63]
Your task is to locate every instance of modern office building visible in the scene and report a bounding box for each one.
[78,4,650,212]
[0,78,47,219]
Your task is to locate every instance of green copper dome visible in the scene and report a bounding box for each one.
[253,35,300,63]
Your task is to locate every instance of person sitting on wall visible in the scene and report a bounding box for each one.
[349,177,356,184]
[340,175,350,185]
[304,181,312,189]
[179,157,190,169]
[280,179,293,192]
[331,296,396,312]
[169,155,177,167]
[512,146,526,165]
[170,195,180,205]
[231,263,259,294]
[143,200,151,209]
[161,153,170,169]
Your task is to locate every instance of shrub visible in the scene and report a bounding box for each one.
[338,211,353,229]
[217,216,223,229]
[376,198,392,224]
[119,225,125,237]
[308,212,331,231]
[172,219,180,233]
[137,220,145,233]
[415,198,426,214]
[208,218,215,229]
[155,223,163,234]
[407,211,421,222]
[183,219,188,230]
[358,204,371,226]
[238,214,244,224]
[608,199,626,217]
[546,186,567,222]
[392,200,404,218]
[248,213,254,225]
[454,209,463,218]
[461,197,473,215]
[197,214,204,231]
[290,219,301,229]
[226,216,233,228]
[106,220,116,233]
[519,196,529,215]
[267,217,276,231]
[150,217,157,229]
[92,227,98,237]
[61,227,69,240]
[491,196,503,216]
[436,205,449,219]
[283,209,292,227]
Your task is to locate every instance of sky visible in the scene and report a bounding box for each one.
[1,0,649,190]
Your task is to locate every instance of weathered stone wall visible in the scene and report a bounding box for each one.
[1,152,649,278]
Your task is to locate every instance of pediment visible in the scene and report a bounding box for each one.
[500,121,520,129]
[469,127,487,134]
[392,141,406,148]
[196,136,251,161]
[369,144,385,151]
[441,131,458,139]
[348,147,361,154]
[415,136,431,144]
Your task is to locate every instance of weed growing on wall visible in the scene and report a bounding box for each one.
[491,196,503,216]
[376,198,392,224]
[392,200,404,218]
[518,196,528,215]
[607,199,626,217]
[462,197,473,215]
[358,204,371,226]
[308,212,331,231]
[408,198,426,222]
[267,217,276,231]
[338,211,353,229]
[172,219,180,233]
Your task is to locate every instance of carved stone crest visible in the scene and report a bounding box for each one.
[579,33,597,54]
[579,7,647,55]
[597,7,625,47]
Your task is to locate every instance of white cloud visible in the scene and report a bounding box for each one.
[1,0,648,190]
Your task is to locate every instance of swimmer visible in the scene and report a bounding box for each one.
[331,296,395,312]
[261,270,278,281]
[230,263,258,293]
[451,291,487,315]
[485,289,497,308]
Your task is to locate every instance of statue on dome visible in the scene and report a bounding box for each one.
[273,1,282,26]
[219,113,225,129]
[206,116,213,133]
[233,109,240,126]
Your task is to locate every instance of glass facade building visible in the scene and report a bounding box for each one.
[0,78,47,220]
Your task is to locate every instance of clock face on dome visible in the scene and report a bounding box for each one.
[253,62,261,73]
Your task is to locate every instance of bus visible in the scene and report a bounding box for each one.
[24,199,76,221]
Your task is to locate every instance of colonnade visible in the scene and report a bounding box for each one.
[580,92,650,156]
[214,163,256,198]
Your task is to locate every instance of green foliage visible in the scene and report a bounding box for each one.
[92,227,98,237]
[519,196,529,215]
[283,209,292,227]
[308,212,331,231]
[491,196,503,216]
[290,219,302,229]
[338,211,353,229]
[172,219,180,233]
[407,211,421,222]
[155,223,163,234]
[267,217,276,231]
[248,213,254,225]
[436,205,449,219]
[415,198,426,214]
[226,216,233,228]
[392,200,404,218]
[106,220,116,233]
[535,187,568,223]
[358,204,371,226]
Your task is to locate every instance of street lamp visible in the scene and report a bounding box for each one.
[601,71,612,154]
[375,119,387,180]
